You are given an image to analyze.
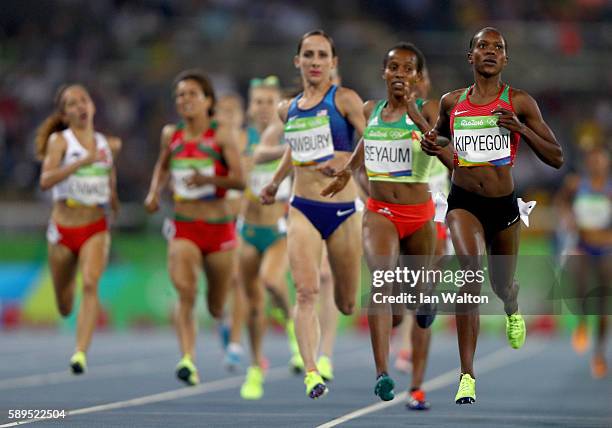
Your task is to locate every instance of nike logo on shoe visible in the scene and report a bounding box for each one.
[336,208,354,217]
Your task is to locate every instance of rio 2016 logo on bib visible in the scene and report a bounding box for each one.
[453,115,511,166]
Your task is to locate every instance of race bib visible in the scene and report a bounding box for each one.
[573,194,611,229]
[248,160,291,201]
[454,116,511,166]
[64,164,111,206]
[364,127,419,181]
[285,116,334,165]
[171,158,215,200]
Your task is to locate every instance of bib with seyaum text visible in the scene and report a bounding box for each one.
[285,116,334,166]
[364,127,420,180]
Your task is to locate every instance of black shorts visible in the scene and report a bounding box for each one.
[446,183,520,240]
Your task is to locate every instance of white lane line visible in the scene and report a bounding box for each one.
[0,357,173,390]
[0,346,372,428]
[316,342,546,428]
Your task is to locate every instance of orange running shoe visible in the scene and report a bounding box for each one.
[591,354,608,379]
[571,323,589,354]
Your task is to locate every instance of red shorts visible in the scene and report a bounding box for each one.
[435,222,448,241]
[366,198,435,240]
[166,218,237,255]
[47,217,108,255]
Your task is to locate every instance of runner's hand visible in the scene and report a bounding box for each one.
[321,169,351,198]
[260,181,278,205]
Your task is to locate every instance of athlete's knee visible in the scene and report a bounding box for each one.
[334,293,355,315]
[81,277,99,296]
[174,282,197,306]
[295,284,319,307]
[57,299,73,317]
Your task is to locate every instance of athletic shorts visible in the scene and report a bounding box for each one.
[164,216,237,255]
[366,197,435,240]
[238,217,287,254]
[47,217,108,255]
[290,196,356,240]
[446,183,519,241]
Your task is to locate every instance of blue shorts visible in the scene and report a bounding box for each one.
[290,196,356,240]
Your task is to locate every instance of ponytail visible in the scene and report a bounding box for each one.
[35,112,66,160]
[34,84,76,160]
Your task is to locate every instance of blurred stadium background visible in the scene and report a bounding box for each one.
[0,0,610,331]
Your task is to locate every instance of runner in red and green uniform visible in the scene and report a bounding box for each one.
[421,27,563,404]
[145,69,245,386]
[323,42,439,404]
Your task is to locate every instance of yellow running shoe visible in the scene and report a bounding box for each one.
[506,312,526,349]
[455,373,476,404]
[70,351,87,375]
[572,323,589,354]
[175,354,200,386]
[240,366,264,400]
[304,371,327,399]
[317,355,334,381]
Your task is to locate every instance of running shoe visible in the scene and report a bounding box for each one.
[416,302,437,329]
[290,353,304,374]
[240,366,264,400]
[591,354,608,379]
[69,351,87,375]
[317,355,334,381]
[506,312,526,349]
[176,354,200,386]
[455,373,476,404]
[374,372,395,401]
[304,371,327,399]
[406,388,430,410]
[224,343,243,372]
[571,323,589,354]
[394,349,412,374]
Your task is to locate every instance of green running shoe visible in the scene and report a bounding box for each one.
[374,372,395,401]
[304,371,327,399]
[175,354,200,386]
[290,353,304,374]
[317,355,334,381]
[506,312,526,349]
[455,373,476,404]
[240,366,264,400]
[70,351,87,375]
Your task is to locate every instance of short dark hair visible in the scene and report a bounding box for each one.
[173,69,216,116]
[469,27,508,53]
[383,42,426,73]
[296,29,336,57]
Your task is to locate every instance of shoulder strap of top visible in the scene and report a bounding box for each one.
[457,86,471,103]
[499,84,511,104]
[324,84,337,105]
